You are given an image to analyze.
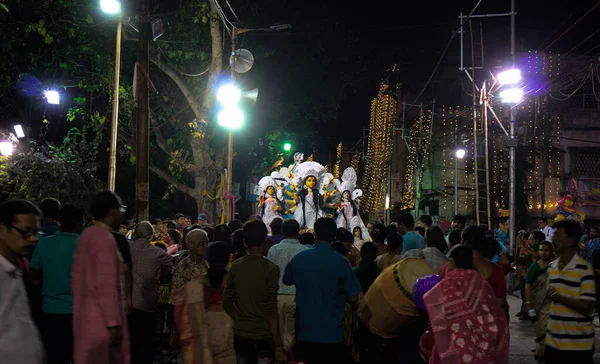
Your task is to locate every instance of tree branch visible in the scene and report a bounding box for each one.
[149,164,195,198]
[149,111,171,156]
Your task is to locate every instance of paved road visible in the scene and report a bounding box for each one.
[507,294,600,363]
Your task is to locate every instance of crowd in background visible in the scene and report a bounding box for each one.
[0,190,599,364]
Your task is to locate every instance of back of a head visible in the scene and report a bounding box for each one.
[228,219,243,233]
[452,214,467,226]
[270,217,283,235]
[214,224,232,244]
[360,242,378,262]
[425,226,446,252]
[59,204,85,232]
[282,219,300,238]
[232,229,245,248]
[397,212,415,229]
[371,223,388,243]
[332,241,349,256]
[419,215,433,227]
[314,217,337,242]
[531,230,545,243]
[414,226,426,236]
[450,245,473,269]
[461,225,488,253]
[386,233,403,252]
[134,221,154,240]
[201,225,214,241]
[207,241,230,288]
[386,224,398,235]
[90,190,121,221]
[552,220,583,245]
[0,199,41,226]
[243,220,268,247]
[300,231,315,245]
[448,229,462,248]
[39,198,61,220]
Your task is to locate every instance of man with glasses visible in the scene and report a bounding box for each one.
[71,190,130,364]
[0,199,45,364]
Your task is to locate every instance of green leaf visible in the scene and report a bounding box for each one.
[85,15,94,24]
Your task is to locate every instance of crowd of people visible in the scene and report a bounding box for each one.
[0,190,599,364]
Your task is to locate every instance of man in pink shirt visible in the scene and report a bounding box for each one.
[71,190,130,364]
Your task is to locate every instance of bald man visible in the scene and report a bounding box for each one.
[171,229,210,294]
[128,221,173,363]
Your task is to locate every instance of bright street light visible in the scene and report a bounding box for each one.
[217,84,242,107]
[455,149,466,159]
[0,142,13,156]
[100,0,121,14]
[283,142,292,152]
[44,90,60,105]
[218,107,244,129]
[497,69,521,85]
[499,87,524,104]
[13,125,25,138]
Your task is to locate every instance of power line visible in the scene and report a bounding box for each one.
[541,0,600,53]
[566,27,600,54]
[410,0,485,106]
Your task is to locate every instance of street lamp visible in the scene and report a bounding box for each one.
[44,90,60,105]
[499,88,523,104]
[0,142,13,156]
[497,69,521,85]
[101,0,123,192]
[13,125,25,139]
[454,148,466,215]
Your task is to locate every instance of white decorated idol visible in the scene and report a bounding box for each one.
[320,172,341,218]
[256,175,284,227]
[293,161,326,229]
[336,167,371,241]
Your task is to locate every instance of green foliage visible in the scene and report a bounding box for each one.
[0,128,103,208]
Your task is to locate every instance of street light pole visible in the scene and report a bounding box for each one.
[224,27,238,223]
[508,0,517,257]
[108,15,122,192]
[135,0,150,221]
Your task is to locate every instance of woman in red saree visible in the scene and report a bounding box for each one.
[424,245,509,364]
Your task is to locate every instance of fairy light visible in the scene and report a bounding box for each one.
[351,154,360,174]
[334,141,342,178]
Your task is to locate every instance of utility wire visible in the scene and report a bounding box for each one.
[410,0,485,106]
[566,27,600,54]
[541,0,600,53]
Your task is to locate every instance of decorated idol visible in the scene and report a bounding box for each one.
[293,161,326,229]
[320,172,341,218]
[273,167,297,220]
[336,167,371,241]
[256,175,284,227]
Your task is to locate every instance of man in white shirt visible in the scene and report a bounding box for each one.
[0,199,44,364]
[538,218,554,242]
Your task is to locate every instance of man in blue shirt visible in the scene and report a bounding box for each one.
[283,217,361,362]
[397,212,425,254]
[31,204,84,364]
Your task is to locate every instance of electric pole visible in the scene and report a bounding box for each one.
[135,0,150,221]
[508,0,517,257]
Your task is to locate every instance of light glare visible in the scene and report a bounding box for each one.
[0,142,13,156]
[499,88,524,104]
[283,143,292,152]
[217,84,241,107]
[455,149,466,159]
[100,0,121,14]
[13,125,25,138]
[497,69,521,85]
[218,107,244,129]
[45,90,60,105]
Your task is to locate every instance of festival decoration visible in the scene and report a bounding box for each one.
[336,167,371,241]
[255,175,284,229]
[320,172,341,218]
[555,179,585,224]
[412,274,441,313]
[293,161,326,229]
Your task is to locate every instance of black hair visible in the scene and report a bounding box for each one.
[228,219,243,233]
[299,231,315,246]
[214,224,232,245]
[352,226,362,239]
[297,178,323,228]
[206,242,230,288]
[270,217,283,235]
[168,229,182,245]
[539,240,553,249]
[332,241,349,256]
[461,225,488,254]
[397,212,415,229]
[174,213,185,220]
[450,245,473,269]
[530,231,545,243]
[414,226,426,236]
[552,220,583,246]
[418,215,433,227]
[201,225,214,242]
[314,217,337,242]
[448,229,462,248]
[360,242,378,266]
[243,220,268,247]
[425,226,446,253]
[386,233,404,251]
[371,223,388,243]
[59,204,85,232]
[260,188,285,220]
[0,199,41,226]
[386,224,398,235]
[232,229,246,257]
[282,219,300,238]
[39,198,61,220]
[482,232,502,260]
[452,214,467,225]
[153,218,162,225]
[90,190,121,220]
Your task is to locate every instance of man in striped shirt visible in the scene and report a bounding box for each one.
[545,220,596,364]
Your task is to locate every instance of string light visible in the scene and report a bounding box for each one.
[334,141,342,179]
